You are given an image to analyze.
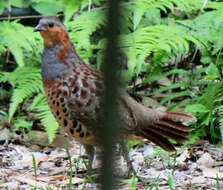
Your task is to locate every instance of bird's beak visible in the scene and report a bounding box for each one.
[34,24,46,32]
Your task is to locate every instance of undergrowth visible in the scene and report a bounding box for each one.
[0,0,223,144]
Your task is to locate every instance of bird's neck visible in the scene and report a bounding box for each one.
[41,41,83,81]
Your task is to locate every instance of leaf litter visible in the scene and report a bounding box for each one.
[0,134,222,189]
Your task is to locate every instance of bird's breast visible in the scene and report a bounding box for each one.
[44,79,96,145]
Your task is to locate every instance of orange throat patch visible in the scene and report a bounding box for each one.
[40,26,69,64]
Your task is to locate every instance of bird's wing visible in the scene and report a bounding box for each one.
[65,64,195,151]
[66,64,104,129]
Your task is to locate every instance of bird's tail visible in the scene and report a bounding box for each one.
[139,111,196,151]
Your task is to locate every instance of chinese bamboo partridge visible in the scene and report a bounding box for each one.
[34,17,195,168]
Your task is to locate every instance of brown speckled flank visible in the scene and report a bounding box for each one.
[44,73,98,145]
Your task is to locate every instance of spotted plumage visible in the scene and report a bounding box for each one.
[35,17,196,169]
[43,67,98,145]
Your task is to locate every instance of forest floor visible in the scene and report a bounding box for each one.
[0,130,223,190]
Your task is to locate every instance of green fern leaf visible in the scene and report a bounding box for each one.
[0,67,43,121]
[218,105,223,142]
[0,21,40,66]
[31,94,59,143]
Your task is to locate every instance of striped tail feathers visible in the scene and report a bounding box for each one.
[140,128,176,151]
[163,111,197,124]
[140,111,196,151]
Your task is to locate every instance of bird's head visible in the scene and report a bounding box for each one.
[34,17,69,49]
[34,17,78,65]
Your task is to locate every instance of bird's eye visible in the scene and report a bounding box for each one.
[48,23,54,28]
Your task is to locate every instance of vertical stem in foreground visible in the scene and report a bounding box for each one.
[100,0,121,189]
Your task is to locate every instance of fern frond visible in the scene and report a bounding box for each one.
[67,9,106,61]
[178,9,223,54]
[31,94,59,143]
[14,117,32,130]
[218,105,223,142]
[122,0,207,30]
[131,0,205,13]
[0,21,40,66]
[0,66,58,142]
[100,24,202,80]
[199,82,223,111]
[0,67,43,121]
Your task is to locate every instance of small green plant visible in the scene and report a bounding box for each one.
[85,174,97,185]
[65,146,73,190]
[44,187,54,190]
[147,175,161,190]
[215,174,220,190]
[32,154,38,190]
[167,174,176,190]
[129,174,138,190]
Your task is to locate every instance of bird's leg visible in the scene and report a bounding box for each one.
[84,145,103,174]
[84,143,134,177]
[120,140,135,177]
[105,143,131,178]
[92,146,103,169]
[83,144,94,173]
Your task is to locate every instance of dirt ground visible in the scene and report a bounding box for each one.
[0,132,222,190]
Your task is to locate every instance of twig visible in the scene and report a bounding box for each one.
[0,14,63,20]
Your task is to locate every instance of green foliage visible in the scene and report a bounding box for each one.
[0,67,58,143]
[67,9,106,61]
[31,94,58,142]
[167,174,176,190]
[118,24,201,80]
[0,0,104,20]
[219,105,223,141]
[0,67,42,120]
[129,175,138,190]
[1,0,223,143]
[186,82,223,142]
[0,21,40,66]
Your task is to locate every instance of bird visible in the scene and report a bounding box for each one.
[34,17,196,170]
